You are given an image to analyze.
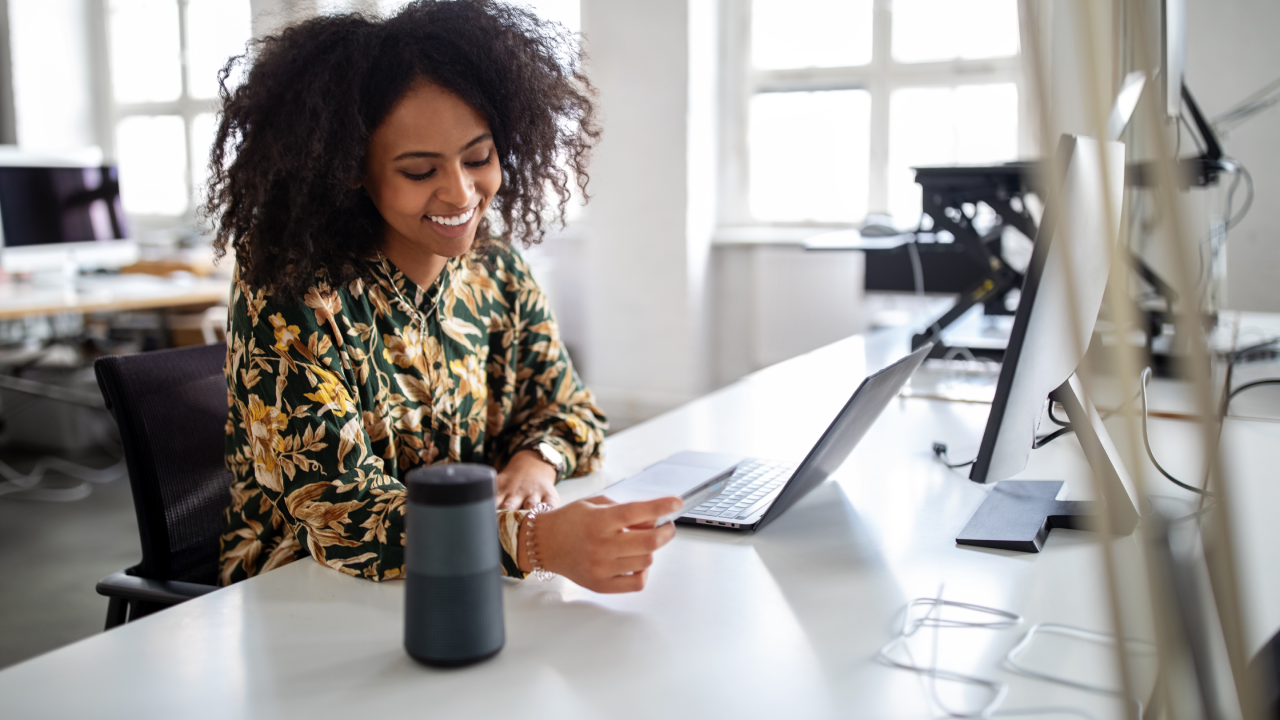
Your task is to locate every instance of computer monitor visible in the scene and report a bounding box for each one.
[958,134,1140,553]
[0,159,138,277]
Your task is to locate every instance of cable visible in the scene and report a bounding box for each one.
[1033,389,1140,450]
[879,593,1104,720]
[908,238,925,297]
[1140,368,1214,498]
[1047,402,1071,427]
[876,591,1019,718]
[1178,111,1204,156]
[1032,427,1073,449]
[1004,622,1156,697]
[1226,378,1280,406]
[1225,162,1254,230]
[0,455,126,502]
[932,442,974,469]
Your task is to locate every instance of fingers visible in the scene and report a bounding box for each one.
[592,569,650,594]
[614,522,676,556]
[609,496,683,529]
[498,492,525,511]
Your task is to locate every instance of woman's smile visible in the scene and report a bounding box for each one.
[425,205,479,237]
[363,80,503,288]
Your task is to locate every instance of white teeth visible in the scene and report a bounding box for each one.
[428,207,476,226]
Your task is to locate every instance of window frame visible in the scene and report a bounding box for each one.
[718,0,1032,230]
[89,0,229,228]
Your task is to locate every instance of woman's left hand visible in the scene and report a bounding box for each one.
[496,449,560,510]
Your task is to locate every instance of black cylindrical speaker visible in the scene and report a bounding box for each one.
[404,463,504,667]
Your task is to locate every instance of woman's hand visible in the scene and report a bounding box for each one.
[496,449,560,510]
[518,495,682,593]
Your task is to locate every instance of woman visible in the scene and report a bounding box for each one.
[209,0,679,593]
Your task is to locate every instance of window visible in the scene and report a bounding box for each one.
[725,0,1025,229]
[103,0,252,219]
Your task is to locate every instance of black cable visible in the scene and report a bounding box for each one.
[1226,378,1280,405]
[1140,367,1215,497]
[1178,111,1205,156]
[931,442,974,469]
[1032,427,1073,449]
[1047,402,1071,427]
[1225,163,1254,230]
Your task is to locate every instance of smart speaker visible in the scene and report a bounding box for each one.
[404,463,504,666]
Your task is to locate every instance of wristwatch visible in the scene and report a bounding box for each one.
[528,441,565,477]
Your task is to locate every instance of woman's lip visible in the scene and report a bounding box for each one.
[423,205,479,239]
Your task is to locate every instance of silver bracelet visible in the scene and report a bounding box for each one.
[523,502,557,581]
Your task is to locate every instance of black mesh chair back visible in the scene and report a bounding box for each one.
[95,343,230,587]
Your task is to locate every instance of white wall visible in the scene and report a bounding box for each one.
[578,0,718,427]
[8,0,97,153]
[1184,0,1280,313]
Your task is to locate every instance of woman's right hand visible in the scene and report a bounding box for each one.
[518,495,682,593]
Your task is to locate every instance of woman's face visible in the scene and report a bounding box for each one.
[364,81,502,264]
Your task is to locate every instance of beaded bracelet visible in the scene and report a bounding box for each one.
[523,502,557,581]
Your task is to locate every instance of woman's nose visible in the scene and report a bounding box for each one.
[437,163,473,206]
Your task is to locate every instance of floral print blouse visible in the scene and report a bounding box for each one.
[218,243,606,585]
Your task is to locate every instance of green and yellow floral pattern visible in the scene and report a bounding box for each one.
[219,243,606,585]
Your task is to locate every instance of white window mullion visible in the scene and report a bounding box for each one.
[867,0,893,217]
[718,0,752,226]
[176,0,196,218]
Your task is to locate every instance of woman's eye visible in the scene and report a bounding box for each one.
[465,153,493,168]
[402,169,434,181]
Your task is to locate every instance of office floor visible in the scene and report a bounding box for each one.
[0,446,138,671]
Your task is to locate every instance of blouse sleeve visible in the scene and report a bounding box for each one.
[491,251,607,480]
[223,277,525,581]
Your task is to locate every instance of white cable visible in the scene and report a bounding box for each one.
[878,595,1130,720]
[0,456,126,502]
[1003,623,1157,695]
[876,590,1021,719]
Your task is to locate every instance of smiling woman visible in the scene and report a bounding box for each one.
[206,0,681,593]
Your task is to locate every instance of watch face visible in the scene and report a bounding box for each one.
[538,442,564,470]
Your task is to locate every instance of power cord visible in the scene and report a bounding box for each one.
[932,442,974,469]
[1140,367,1214,498]
[0,455,126,502]
[878,591,1105,720]
[1225,378,1280,407]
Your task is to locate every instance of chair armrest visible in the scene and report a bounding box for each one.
[96,571,219,606]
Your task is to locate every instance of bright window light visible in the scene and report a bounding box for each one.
[117,116,188,216]
[892,0,1020,64]
[887,84,1019,226]
[190,112,219,200]
[752,0,873,70]
[108,0,182,103]
[185,0,252,100]
[379,0,579,32]
[749,90,871,223]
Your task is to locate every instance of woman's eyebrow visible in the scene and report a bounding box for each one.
[393,133,493,161]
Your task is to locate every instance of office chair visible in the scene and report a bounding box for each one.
[93,342,230,629]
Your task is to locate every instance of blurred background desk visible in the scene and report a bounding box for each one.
[0,327,1275,720]
[0,273,229,322]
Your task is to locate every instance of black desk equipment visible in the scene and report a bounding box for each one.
[899,82,1224,366]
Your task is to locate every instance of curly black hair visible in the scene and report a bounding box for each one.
[203,0,599,298]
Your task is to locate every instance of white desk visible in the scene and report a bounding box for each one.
[0,272,229,321]
[1,329,1276,719]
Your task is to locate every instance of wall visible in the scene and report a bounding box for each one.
[1184,0,1280,312]
[578,0,718,428]
[8,0,97,153]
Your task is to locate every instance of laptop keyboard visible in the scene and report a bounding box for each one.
[687,458,796,519]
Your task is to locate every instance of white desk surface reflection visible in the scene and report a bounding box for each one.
[2,330,1277,720]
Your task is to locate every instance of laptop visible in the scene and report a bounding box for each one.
[669,343,933,532]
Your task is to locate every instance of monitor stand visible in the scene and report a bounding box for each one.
[956,480,1095,552]
[956,373,1140,553]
